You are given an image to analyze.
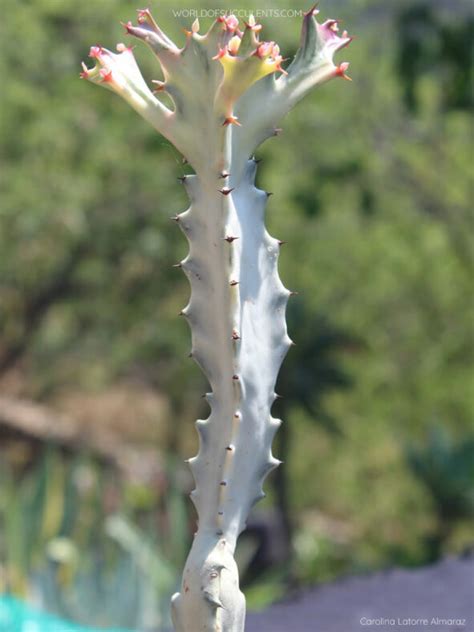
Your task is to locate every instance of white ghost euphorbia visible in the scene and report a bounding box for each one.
[82,7,352,631]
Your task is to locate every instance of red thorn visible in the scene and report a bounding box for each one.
[89,46,103,58]
[219,187,234,196]
[231,330,240,340]
[152,80,166,92]
[224,236,238,243]
[335,62,352,81]
[223,116,241,127]
[100,69,113,83]
[121,20,134,34]
[212,47,227,61]
[220,171,231,179]
[232,374,239,381]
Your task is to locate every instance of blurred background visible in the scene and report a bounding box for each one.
[0,0,472,629]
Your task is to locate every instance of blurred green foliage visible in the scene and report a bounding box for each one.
[0,0,473,622]
[0,449,188,629]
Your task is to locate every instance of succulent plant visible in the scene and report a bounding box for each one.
[81,6,352,631]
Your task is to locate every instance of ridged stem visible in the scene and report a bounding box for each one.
[171,145,290,630]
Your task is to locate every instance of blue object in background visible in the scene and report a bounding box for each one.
[0,596,135,632]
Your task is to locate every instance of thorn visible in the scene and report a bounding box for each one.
[289,290,299,296]
[137,8,150,22]
[340,35,354,50]
[188,352,193,358]
[219,171,231,179]
[152,80,166,92]
[172,263,182,268]
[255,42,273,59]
[179,310,186,316]
[220,481,227,486]
[223,115,241,127]
[170,215,180,222]
[290,340,297,347]
[225,445,234,451]
[177,175,187,183]
[219,187,234,196]
[224,235,238,243]
[216,530,224,536]
[278,240,287,246]
[229,280,239,287]
[232,374,239,381]
[231,330,240,340]
[99,69,113,83]
[116,43,134,53]
[266,191,274,198]
[273,128,283,136]
[335,62,352,81]
[121,20,134,34]
[218,511,224,515]
[244,15,262,32]
[234,412,241,419]
[253,157,262,164]
[212,47,228,61]
[304,3,320,18]
[89,46,103,59]
[182,157,188,165]
[79,62,90,79]
[327,19,341,32]
[274,393,283,400]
